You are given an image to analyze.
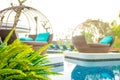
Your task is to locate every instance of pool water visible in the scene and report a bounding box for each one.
[50,61,75,80]
[50,61,120,80]
[48,53,120,80]
[50,58,120,80]
[71,65,117,80]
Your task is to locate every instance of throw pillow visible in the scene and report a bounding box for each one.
[35,32,50,42]
[99,36,113,44]
[19,37,33,41]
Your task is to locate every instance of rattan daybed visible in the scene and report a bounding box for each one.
[0,5,53,54]
[21,34,53,51]
[0,29,53,54]
[0,29,18,44]
[72,35,114,53]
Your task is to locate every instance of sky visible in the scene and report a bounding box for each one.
[0,0,120,40]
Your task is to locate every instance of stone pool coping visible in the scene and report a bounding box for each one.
[65,51,120,67]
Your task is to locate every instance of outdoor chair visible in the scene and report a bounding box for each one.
[21,33,53,51]
[0,5,53,55]
[72,35,114,53]
[69,45,75,51]
[49,44,62,50]
[0,29,53,54]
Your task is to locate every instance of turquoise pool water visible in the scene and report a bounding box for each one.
[50,60,120,80]
[48,53,120,80]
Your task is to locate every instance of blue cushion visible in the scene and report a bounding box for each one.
[99,36,113,44]
[35,32,50,42]
[20,37,33,41]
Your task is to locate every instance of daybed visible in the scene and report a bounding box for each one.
[0,5,53,54]
[21,34,53,51]
[72,35,114,53]
[0,29,53,54]
[0,29,18,44]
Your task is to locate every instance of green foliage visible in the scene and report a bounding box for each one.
[112,25,120,38]
[0,28,60,80]
[81,32,93,43]
[112,37,120,48]
[111,25,120,48]
[111,19,120,48]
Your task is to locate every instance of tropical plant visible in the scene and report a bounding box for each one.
[111,20,120,48]
[0,0,60,79]
[0,27,59,80]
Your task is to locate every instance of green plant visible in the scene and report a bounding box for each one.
[81,32,93,43]
[111,19,120,48]
[0,28,60,80]
[0,1,60,79]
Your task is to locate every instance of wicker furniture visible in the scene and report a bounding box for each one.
[0,5,53,54]
[22,34,53,51]
[0,29,53,54]
[0,29,18,44]
[72,35,114,53]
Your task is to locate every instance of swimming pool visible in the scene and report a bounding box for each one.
[49,52,120,80]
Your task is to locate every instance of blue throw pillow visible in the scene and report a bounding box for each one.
[20,37,33,41]
[35,32,50,42]
[99,36,113,44]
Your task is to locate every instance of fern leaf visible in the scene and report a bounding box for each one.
[0,43,8,53]
[27,44,51,61]
[24,65,52,71]
[29,71,51,80]
[3,27,16,45]
[0,69,26,76]
[0,63,7,69]
[8,59,31,70]
[4,74,26,80]
[31,55,49,66]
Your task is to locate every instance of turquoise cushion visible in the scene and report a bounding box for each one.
[35,32,50,42]
[99,36,113,44]
[20,37,33,41]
